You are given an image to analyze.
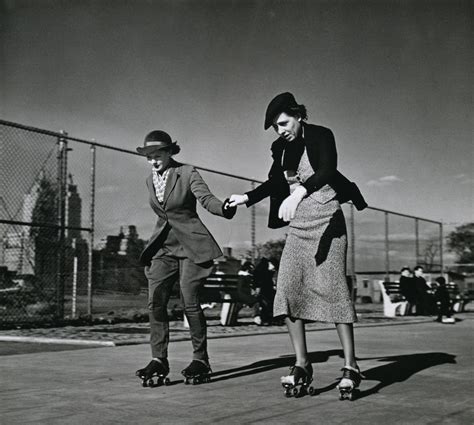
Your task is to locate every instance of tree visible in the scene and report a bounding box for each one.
[447,222,474,264]
[254,238,286,266]
[422,241,440,272]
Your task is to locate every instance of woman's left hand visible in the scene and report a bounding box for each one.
[278,186,307,222]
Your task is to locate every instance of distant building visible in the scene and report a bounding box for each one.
[93,226,146,293]
[66,174,82,240]
[1,174,88,293]
[2,175,43,275]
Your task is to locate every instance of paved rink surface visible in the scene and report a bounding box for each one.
[1,315,473,424]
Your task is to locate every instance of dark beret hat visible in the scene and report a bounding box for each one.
[264,92,299,130]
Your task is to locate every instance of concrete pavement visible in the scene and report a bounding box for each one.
[1,314,473,424]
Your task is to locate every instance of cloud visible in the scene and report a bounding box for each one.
[379,175,403,182]
[366,175,403,187]
[452,174,473,184]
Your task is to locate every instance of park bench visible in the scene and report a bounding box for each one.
[183,273,256,326]
[377,281,408,317]
[441,282,472,313]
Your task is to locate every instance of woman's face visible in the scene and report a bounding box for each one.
[147,149,172,173]
[273,112,302,142]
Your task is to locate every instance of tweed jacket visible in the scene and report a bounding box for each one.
[245,123,367,229]
[140,160,225,266]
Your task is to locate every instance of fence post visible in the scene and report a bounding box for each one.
[384,212,389,282]
[350,203,356,278]
[71,238,77,318]
[250,181,256,263]
[87,144,96,317]
[56,131,68,320]
[439,222,444,273]
[415,218,419,264]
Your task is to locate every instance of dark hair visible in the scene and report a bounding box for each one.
[169,145,181,155]
[435,276,446,286]
[284,104,308,122]
[414,265,424,272]
[400,267,411,273]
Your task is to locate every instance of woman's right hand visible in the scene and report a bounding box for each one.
[227,194,249,207]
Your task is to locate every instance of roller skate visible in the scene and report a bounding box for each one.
[281,364,316,397]
[135,358,170,388]
[181,360,212,385]
[337,366,362,401]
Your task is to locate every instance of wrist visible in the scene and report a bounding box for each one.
[292,185,307,200]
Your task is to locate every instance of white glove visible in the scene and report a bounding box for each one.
[228,194,249,207]
[278,186,307,222]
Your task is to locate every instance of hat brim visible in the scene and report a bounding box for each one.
[136,142,178,155]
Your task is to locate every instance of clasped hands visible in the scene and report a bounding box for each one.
[225,185,307,222]
[222,198,237,219]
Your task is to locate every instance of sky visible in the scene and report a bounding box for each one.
[1,0,472,266]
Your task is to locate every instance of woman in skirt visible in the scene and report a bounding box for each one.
[228,92,367,398]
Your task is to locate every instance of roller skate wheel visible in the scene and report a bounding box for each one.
[308,386,316,396]
[339,389,352,401]
[284,389,292,398]
[184,378,190,385]
[164,377,170,385]
[141,380,147,387]
[147,379,154,387]
[292,387,299,397]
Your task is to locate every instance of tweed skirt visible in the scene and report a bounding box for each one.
[273,197,357,323]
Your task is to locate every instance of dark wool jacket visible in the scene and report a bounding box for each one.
[245,123,367,229]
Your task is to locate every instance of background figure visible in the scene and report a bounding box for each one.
[399,267,416,315]
[433,277,455,323]
[236,260,258,319]
[253,257,277,326]
[413,266,432,316]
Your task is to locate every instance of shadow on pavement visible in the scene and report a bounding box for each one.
[355,352,457,400]
[153,351,457,395]
[209,349,344,383]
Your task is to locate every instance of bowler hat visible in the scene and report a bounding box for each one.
[264,92,299,130]
[136,130,180,155]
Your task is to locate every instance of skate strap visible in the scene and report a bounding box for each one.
[342,365,359,373]
[342,365,364,377]
[341,367,363,382]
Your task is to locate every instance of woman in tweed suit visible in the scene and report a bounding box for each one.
[228,93,366,398]
[135,130,235,385]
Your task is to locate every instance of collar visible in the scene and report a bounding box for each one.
[152,166,170,177]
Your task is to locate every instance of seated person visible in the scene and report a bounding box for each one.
[399,267,416,315]
[413,266,433,315]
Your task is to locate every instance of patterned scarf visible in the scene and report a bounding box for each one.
[152,167,171,203]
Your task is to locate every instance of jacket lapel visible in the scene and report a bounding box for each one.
[147,173,164,211]
[163,162,180,206]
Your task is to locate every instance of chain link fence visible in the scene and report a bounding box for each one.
[0,119,443,325]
